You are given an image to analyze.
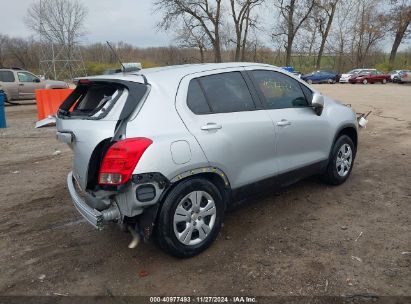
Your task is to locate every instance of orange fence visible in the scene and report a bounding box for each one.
[35,89,74,121]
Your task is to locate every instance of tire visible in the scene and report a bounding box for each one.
[322,135,355,185]
[307,79,313,84]
[327,78,333,84]
[362,79,368,84]
[156,178,224,258]
[382,79,387,84]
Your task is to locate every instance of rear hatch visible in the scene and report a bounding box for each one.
[56,79,148,191]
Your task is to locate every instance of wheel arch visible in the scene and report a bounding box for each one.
[159,168,231,211]
[332,124,358,157]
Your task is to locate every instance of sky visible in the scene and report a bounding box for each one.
[0,0,409,52]
[0,0,173,47]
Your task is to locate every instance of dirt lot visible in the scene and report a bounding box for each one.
[0,83,410,299]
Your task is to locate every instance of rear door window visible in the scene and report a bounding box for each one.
[197,72,255,113]
[0,71,15,82]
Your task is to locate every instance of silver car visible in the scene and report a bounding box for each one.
[56,63,358,258]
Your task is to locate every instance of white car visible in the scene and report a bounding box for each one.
[339,69,376,83]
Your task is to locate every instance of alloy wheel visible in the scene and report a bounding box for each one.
[336,144,352,177]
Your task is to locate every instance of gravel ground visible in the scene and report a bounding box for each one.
[0,83,410,299]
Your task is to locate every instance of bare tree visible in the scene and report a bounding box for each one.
[327,0,357,71]
[313,0,339,69]
[0,35,8,67]
[25,0,88,79]
[353,0,387,67]
[387,0,411,64]
[25,0,87,49]
[230,0,262,61]
[175,17,209,62]
[154,0,223,62]
[272,0,316,66]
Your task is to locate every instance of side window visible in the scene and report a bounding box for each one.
[198,72,255,113]
[251,70,308,109]
[0,71,15,82]
[17,72,38,83]
[187,79,212,115]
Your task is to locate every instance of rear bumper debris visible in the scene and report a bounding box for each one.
[67,171,120,229]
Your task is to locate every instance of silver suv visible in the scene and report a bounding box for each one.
[56,63,358,258]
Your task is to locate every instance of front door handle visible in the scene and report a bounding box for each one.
[201,123,222,131]
[277,119,292,127]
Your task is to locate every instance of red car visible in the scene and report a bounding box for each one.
[349,70,390,84]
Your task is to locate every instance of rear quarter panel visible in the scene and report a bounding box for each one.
[126,79,209,181]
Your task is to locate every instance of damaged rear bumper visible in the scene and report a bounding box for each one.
[67,171,120,230]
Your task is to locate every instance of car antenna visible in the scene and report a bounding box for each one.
[106,41,125,72]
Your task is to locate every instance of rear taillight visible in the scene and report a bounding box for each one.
[98,138,152,186]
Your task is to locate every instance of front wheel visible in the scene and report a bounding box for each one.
[382,79,387,84]
[362,79,368,84]
[156,178,224,258]
[322,135,355,185]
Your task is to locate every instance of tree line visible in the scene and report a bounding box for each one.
[0,0,410,79]
[155,0,411,67]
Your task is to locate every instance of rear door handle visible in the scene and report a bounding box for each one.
[277,119,292,127]
[19,83,24,86]
[201,123,222,131]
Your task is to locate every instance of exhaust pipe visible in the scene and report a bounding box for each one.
[101,204,121,221]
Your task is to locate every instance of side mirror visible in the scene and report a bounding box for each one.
[311,92,324,116]
[34,78,41,83]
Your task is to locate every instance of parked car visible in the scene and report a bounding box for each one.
[0,67,69,102]
[388,70,405,83]
[339,69,376,83]
[292,70,302,79]
[398,70,411,83]
[57,63,359,258]
[349,70,390,84]
[301,70,340,84]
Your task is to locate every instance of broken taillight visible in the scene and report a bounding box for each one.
[98,138,152,186]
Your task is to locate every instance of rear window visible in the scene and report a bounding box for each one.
[60,83,123,118]
[187,72,256,114]
[58,81,148,120]
[0,71,15,82]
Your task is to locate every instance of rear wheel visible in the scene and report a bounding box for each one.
[307,79,313,84]
[362,79,368,84]
[322,135,355,185]
[156,178,224,258]
[327,78,333,84]
[382,79,387,84]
